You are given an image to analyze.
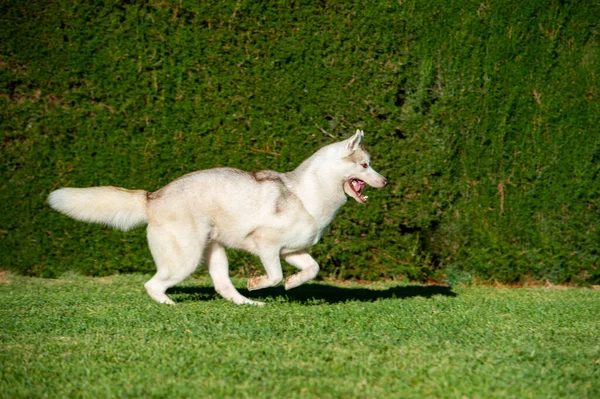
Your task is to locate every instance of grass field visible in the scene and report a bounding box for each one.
[1,273,598,398]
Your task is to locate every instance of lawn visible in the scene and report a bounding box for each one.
[1,273,599,398]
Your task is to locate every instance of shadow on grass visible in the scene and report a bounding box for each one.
[167,283,457,304]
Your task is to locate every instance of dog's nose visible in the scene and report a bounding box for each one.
[382,178,389,187]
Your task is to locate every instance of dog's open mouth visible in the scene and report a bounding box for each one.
[344,178,368,203]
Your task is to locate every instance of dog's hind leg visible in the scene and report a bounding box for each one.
[282,250,320,290]
[144,222,208,305]
[206,242,264,306]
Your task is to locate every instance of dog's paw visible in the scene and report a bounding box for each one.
[284,276,302,290]
[247,275,282,291]
[145,285,176,305]
[247,276,264,291]
[233,296,265,307]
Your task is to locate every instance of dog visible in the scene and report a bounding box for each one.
[48,130,388,306]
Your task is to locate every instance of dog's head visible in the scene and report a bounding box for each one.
[339,130,388,203]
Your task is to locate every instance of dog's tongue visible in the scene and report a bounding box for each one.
[352,179,365,193]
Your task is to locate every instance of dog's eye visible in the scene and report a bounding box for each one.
[361,163,368,169]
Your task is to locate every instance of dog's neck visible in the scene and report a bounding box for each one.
[284,150,348,230]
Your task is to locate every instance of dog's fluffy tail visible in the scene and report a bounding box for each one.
[48,187,148,231]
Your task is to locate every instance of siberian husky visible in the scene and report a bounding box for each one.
[48,130,388,306]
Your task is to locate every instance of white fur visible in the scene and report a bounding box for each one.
[48,130,387,306]
[48,187,147,231]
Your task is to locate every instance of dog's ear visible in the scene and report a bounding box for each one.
[341,129,364,157]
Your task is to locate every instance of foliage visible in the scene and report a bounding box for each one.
[1,0,598,283]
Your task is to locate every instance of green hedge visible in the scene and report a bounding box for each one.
[1,0,598,283]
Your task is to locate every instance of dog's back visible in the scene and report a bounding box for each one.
[146,167,318,254]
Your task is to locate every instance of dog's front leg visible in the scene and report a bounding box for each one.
[282,250,320,290]
[206,242,265,306]
[247,248,284,291]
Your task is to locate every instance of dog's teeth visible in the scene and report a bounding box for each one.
[364,196,369,200]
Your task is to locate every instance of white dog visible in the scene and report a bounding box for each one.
[48,130,388,306]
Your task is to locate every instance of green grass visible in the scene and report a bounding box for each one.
[1,273,598,398]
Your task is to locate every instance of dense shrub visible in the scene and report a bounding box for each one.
[1,0,598,283]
